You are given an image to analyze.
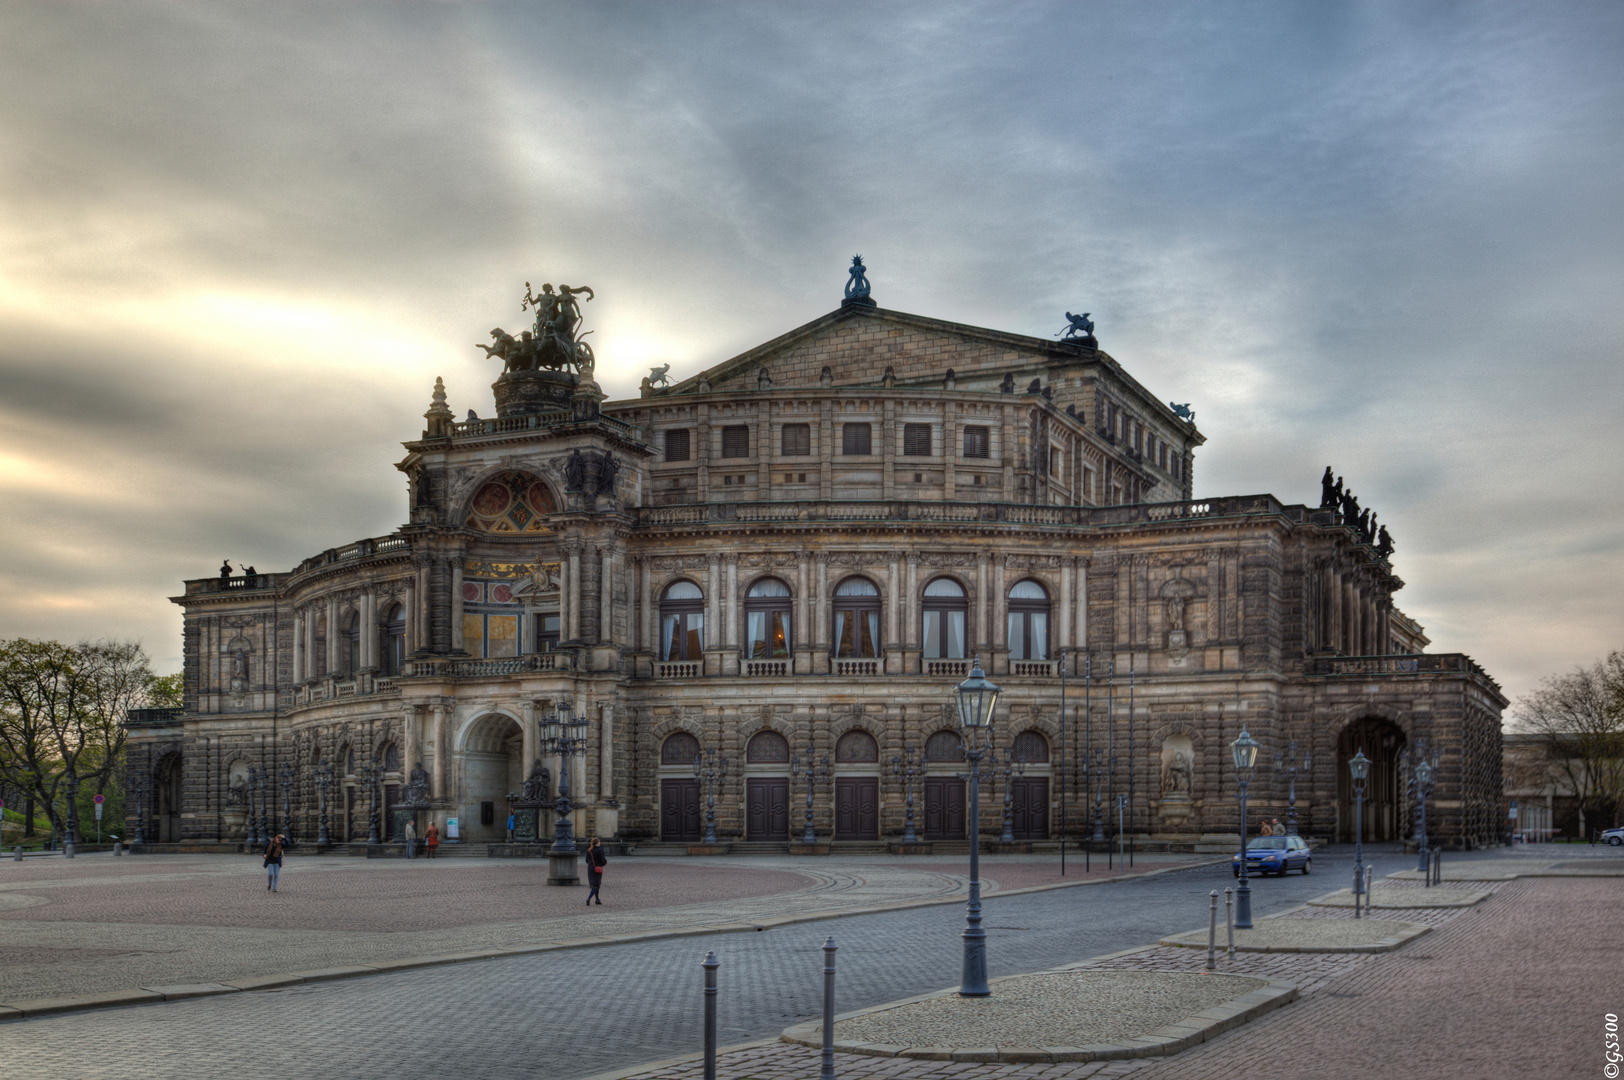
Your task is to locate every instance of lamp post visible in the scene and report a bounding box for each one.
[1089,747,1107,843]
[538,700,590,885]
[953,656,1001,997]
[891,746,921,846]
[790,745,831,845]
[1410,745,1436,872]
[1275,741,1312,837]
[692,747,729,845]
[133,770,149,846]
[63,772,80,856]
[994,746,1026,845]
[1230,726,1260,929]
[1349,749,1371,908]
[278,761,295,843]
[314,760,334,846]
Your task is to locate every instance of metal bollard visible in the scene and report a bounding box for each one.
[701,950,719,1080]
[65,840,74,859]
[1224,887,1235,960]
[1206,890,1218,970]
[821,935,838,1080]
[1365,865,1374,903]
[113,841,122,856]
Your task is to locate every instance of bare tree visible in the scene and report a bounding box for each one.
[1511,651,1624,836]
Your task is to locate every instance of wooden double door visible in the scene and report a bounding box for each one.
[1009,776,1050,840]
[924,777,965,840]
[834,777,879,840]
[746,778,791,841]
[660,778,702,842]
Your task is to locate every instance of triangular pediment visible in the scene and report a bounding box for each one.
[665,304,1108,394]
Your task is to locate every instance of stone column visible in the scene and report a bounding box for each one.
[707,552,722,649]
[430,705,448,798]
[403,705,420,772]
[992,555,1008,650]
[724,553,739,650]
[1059,559,1073,653]
[325,596,340,676]
[943,403,958,499]
[360,590,377,670]
[522,700,539,775]
[905,552,920,653]
[886,554,900,651]
[600,703,615,798]
[975,553,990,653]
[450,558,466,654]
[292,612,304,683]
[639,556,654,656]
[567,542,582,641]
[1075,557,1089,652]
[815,552,829,648]
[599,544,614,644]
[411,562,428,651]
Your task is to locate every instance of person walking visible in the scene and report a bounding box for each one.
[584,837,607,905]
[263,832,286,892]
[425,820,439,859]
[506,812,515,843]
[404,818,417,859]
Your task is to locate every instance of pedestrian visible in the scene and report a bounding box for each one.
[425,820,439,859]
[1271,818,1285,836]
[263,832,285,892]
[404,817,417,859]
[1258,821,1272,837]
[584,837,607,905]
[506,812,515,843]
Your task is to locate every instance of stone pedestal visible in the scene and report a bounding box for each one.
[547,851,580,885]
[493,370,576,417]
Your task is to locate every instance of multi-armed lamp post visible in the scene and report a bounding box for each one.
[790,744,831,845]
[1349,748,1372,906]
[1276,741,1311,837]
[314,760,334,846]
[1406,741,1438,872]
[539,700,590,885]
[953,656,1001,997]
[692,747,729,846]
[1230,726,1260,929]
[890,746,921,846]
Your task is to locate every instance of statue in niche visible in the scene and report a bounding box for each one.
[1167,595,1185,632]
[1163,751,1192,796]
[229,650,248,694]
[597,451,619,496]
[226,776,248,807]
[521,759,552,804]
[565,448,587,493]
[403,762,431,806]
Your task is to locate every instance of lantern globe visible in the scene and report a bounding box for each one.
[953,657,1001,731]
[1230,726,1260,771]
[1349,749,1372,782]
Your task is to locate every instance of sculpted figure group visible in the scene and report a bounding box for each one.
[477,281,596,376]
[1320,466,1394,556]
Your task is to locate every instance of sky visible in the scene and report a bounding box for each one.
[0,2,1620,707]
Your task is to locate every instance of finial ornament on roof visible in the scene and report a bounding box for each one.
[843,255,874,306]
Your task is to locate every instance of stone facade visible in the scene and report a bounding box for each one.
[127,295,1508,851]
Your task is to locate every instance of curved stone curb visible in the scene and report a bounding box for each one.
[1158,920,1430,953]
[1308,886,1488,908]
[0,856,1225,1022]
[1388,865,1624,881]
[779,970,1298,1063]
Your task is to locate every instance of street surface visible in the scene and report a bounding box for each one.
[0,846,1419,1080]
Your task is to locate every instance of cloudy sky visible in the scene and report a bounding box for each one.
[1,2,1620,704]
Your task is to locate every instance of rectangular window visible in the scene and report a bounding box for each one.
[665,428,691,462]
[962,425,990,458]
[721,425,750,458]
[781,423,811,457]
[536,613,560,651]
[902,423,932,457]
[842,422,872,455]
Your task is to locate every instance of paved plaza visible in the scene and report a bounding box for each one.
[0,845,1616,1080]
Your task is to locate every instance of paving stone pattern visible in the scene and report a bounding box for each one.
[0,848,1409,1080]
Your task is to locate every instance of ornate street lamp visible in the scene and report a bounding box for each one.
[538,699,590,885]
[953,656,1000,997]
[63,772,81,856]
[994,746,1027,845]
[1349,748,1371,915]
[1407,741,1437,872]
[278,761,295,843]
[1276,741,1312,837]
[1088,746,1108,843]
[790,745,831,845]
[133,770,150,846]
[314,760,334,846]
[891,746,921,846]
[1230,726,1260,929]
[692,747,730,845]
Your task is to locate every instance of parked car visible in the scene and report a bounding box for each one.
[1232,835,1312,876]
[1602,826,1624,847]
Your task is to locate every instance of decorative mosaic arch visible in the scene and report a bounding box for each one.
[465,471,557,533]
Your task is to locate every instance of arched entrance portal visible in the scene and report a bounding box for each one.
[1336,717,1406,843]
[155,753,184,842]
[462,714,525,843]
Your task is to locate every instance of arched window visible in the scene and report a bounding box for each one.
[660,581,705,661]
[1012,730,1050,763]
[343,611,361,675]
[313,616,328,677]
[342,745,356,775]
[1007,579,1050,660]
[661,731,701,765]
[922,578,967,659]
[382,742,402,772]
[925,730,966,762]
[832,577,880,658]
[747,731,790,763]
[745,578,792,659]
[383,604,407,676]
[835,730,879,763]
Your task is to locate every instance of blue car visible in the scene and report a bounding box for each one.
[1232,835,1312,876]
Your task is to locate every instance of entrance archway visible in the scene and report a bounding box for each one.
[1336,717,1407,842]
[155,753,184,842]
[461,714,525,843]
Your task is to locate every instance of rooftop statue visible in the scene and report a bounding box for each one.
[1170,402,1195,423]
[844,255,872,301]
[1320,466,1337,509]
[476,281,597,376]
[648,363,671,388]
[1059,311,1095,341]
[1377,525,1395,558]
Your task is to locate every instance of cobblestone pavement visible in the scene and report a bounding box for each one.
[0,846,1411,1079]
[0,850,1204,1002]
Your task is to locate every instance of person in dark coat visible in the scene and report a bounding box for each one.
[584,837,607,905]
[263,833,286,892]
